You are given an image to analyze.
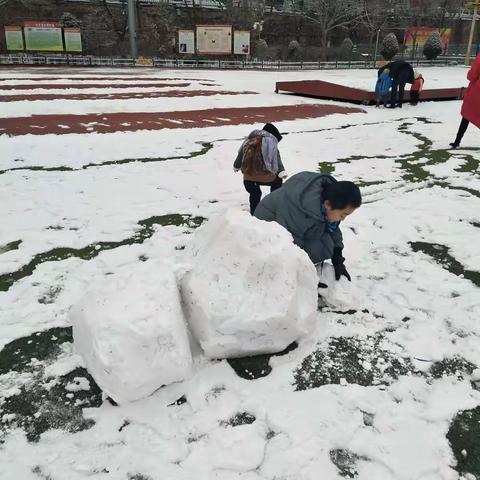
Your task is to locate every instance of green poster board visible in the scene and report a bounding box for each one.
[5,26,24,51]
[24,22,63,51]
[64,28,82,52]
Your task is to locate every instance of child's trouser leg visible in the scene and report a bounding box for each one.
[243,181,262,215]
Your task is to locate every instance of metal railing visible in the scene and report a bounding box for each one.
[65,0,239,8]
[0,54,469,70]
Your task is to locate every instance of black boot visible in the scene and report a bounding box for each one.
[449,141,460,149]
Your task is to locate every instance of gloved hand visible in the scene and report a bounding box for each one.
[332,247,351,282]
[278,171,288,179]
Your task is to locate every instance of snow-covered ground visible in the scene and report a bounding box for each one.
[0,66,479,480]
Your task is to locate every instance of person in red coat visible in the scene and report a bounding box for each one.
[450,54,480,148]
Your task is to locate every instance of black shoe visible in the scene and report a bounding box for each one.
[449,142,460,149]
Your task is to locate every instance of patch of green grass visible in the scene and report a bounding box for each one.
[0,327,73,375]
[318,162,336,175]
[434,182,480,199]
[0,143,213,175]
[447,407,480,479]
[455,152,480,174]
[0,214,205,292]
[0,328,102,442]
[294,335,414,390]
[1,367,102,442]
[330,449,369,478]
[227,342,298,380]
[221,412,256,427]
[356,180,386,187]
[410,242,480,288]
[315,117,451,182]
[429,356,477,380]
[0,240,22,255]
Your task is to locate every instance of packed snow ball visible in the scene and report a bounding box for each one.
[71,262,192,404]
[180,209,319,358]
[316,262,343,306]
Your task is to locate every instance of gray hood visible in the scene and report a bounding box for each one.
[283,171,337,220]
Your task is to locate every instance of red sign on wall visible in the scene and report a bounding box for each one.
[24,21,61,29]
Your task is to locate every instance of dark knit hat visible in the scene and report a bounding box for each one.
[262,123,283,142]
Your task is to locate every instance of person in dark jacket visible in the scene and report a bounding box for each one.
[254,171,362,282]
[378,60,415,108]
[234,123,288,215]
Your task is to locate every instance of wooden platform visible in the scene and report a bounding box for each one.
[275,80,465,105]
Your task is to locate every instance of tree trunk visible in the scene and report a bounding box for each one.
[368,32,375,58]
[320,29,328,60]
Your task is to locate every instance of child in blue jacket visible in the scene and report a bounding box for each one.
[375,68,392,107]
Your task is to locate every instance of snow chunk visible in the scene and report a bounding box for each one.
[471,368,480,382]
[43,353,84,379]
[184,423,266,472]
[65,377,90,392]
[181,209,318,358]
[316,262,352,308]
[71,262,192,404]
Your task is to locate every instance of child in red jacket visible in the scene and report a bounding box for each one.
[410,71,424,105]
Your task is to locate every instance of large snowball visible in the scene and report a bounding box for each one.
[180,209,318,358]
[71,263,192,404]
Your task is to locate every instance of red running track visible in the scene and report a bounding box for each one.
[0,104,365,136]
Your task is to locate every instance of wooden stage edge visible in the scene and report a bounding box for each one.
[275,80,465,105]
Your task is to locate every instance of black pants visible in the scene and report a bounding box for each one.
[244,177,283,215]
[390,81,406,107]
[410,91,420,104]
[390,71,411,107]
[376,95,389,107]
[453,117,470,146]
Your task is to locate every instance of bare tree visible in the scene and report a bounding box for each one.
[286,0,364,57]
[360,0,396,55]
[437,0,465,30]
[94,0,128,41]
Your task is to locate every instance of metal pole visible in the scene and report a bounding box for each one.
[465,4,478,66]
[127,0,138,59]
[373,29,380,68]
